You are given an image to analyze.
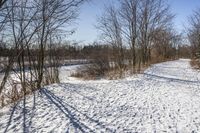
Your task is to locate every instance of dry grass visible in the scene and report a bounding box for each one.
[71,64,121,80]
[71,63,149,80]
[71,64,105,80]
[0,80,39,108]
[190,59,200,69]
[71,57,177,80]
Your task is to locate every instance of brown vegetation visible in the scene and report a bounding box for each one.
[190,59,200,69]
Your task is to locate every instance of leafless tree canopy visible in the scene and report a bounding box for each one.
[97,0,179,74]
[0,0,87,106]
[188,8,200,58]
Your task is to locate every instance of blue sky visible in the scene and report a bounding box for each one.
[69,0,200,44]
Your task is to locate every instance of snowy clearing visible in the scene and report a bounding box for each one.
[0,59,200,133]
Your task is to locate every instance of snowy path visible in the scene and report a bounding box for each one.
[1,59,200,133]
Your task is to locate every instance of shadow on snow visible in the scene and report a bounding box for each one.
[3,83,114,133]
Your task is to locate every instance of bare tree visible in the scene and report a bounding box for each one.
[31,0,88,88]
[151,28,181,61]
[0,0,7,8]
[137,0,174,65]
[97,5,125,76]
[119,0,138,73]
[97,0,175,75]
[0,0,87,106]
[188,8,200,59]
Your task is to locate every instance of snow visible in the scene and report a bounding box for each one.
[59,64,84,81]
[1,59,200,132]
[145,59,200,82]
[0,64,84,106]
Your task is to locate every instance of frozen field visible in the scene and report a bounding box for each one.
[0,59,200,132]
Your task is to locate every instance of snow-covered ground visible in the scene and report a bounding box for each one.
[0,64,84,106]
[1,59,200,133]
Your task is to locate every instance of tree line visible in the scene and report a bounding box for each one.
[188,8,200,60]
